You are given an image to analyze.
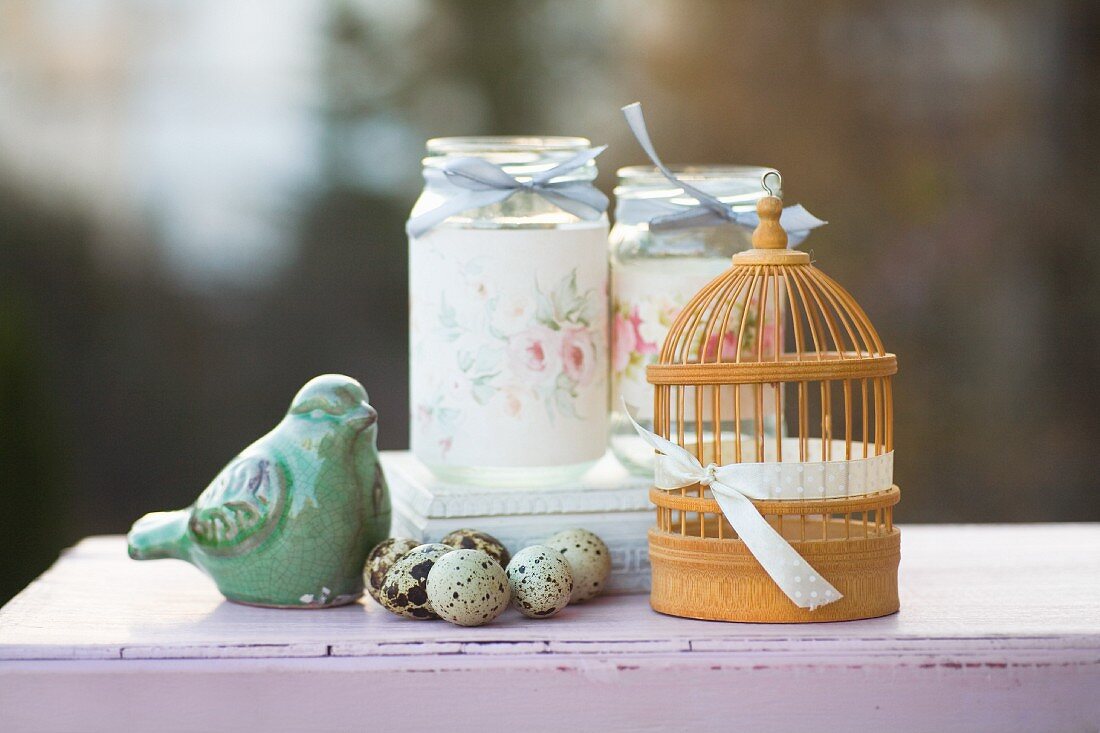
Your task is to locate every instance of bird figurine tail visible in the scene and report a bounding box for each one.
[128,510,192,561]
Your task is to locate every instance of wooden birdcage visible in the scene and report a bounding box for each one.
[645,189,900,623]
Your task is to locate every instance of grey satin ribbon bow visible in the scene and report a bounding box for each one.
[621,102,826,245]
[406,145,610,238]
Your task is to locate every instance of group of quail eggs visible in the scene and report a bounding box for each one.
[364,528,611,626]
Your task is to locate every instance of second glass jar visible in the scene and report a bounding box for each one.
[609,165,782,475]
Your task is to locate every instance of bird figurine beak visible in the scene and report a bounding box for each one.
[347,402,378,431]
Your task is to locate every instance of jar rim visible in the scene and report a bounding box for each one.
[427,136,592,155]
[616,165,776,184]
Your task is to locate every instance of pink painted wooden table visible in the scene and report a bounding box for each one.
[2,524,1099,733]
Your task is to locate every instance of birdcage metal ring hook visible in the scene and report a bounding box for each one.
[762,170,782,198]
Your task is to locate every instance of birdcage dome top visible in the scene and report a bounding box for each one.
[646,195,896,386]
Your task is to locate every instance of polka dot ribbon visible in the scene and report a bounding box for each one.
[625,405,896,610]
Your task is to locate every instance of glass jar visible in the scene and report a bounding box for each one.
[609,165,781,474]
[408,137,609,486]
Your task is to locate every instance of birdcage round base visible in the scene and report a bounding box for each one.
[648,525,900,623]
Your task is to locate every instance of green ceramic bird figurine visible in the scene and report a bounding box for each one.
[127,374,391,608]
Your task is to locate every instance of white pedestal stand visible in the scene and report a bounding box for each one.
[382,451,653,594]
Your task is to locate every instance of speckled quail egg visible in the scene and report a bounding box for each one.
[545,528,611,603]
[426,549,511,627]
[440,528,511,568]
[364,537,420,603]
[506,545,574,619]
[377,543,452,619]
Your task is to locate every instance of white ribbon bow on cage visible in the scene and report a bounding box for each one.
[625,404,895,610]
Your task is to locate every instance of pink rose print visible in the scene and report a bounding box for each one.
[508,325,562,376]
[612,306,657,372]
[426,267,601,428]
[561,327,597,386]
[760,322,776,357]
[611,311,636,372]
[702,331,740,361]
[629,306,658,356]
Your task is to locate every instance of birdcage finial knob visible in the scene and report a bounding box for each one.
[734,171,810,264]
[752,172,787,251]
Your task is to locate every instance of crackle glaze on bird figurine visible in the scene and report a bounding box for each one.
[127,374,391,608]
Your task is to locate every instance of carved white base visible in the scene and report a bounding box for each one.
[381,451,653,595]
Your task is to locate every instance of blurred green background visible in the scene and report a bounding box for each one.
[2,0,1099,605]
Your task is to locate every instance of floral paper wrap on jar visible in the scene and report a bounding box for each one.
[407,137,610,487]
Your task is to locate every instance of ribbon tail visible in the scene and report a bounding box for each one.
[716,204,827,248]
[406,189,512,238]
[783,204,828,246]
[531,145,607,185]
[622,103,829,245]
[779,203,828,232]
[441,156,525,190]
[711,486,843,609]
[620,398,707,481]
[649,207,729,232]
[538,184,610,221]
[621,103,731,215]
